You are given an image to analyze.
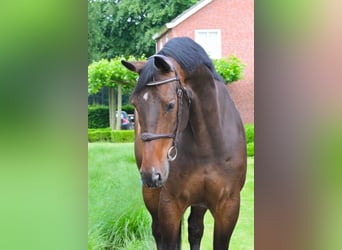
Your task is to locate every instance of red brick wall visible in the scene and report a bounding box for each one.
[157,0,254,124]
[227,81,254,124]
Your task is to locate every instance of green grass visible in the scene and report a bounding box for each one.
[88,143,154,250]
[88,143,254,249]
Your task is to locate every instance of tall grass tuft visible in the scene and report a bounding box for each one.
[88,143,154,249]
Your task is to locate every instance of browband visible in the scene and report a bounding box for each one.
[146,77,179,86]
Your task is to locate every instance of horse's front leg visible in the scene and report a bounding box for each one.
[212,194,240,250]
[188,206,207,250]
[158,193,184,250]
[142,186,163,249]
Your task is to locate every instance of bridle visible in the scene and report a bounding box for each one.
[140,59,190,161]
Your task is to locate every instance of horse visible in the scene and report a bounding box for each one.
[121,37,246,250]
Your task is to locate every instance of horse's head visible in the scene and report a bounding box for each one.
[122,55,190,188]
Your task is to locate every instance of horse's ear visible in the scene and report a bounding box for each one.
[121,60,145,74]
[153,55,172,73]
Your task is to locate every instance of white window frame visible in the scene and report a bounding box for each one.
[195,29,222,59]
[159,39,163,51]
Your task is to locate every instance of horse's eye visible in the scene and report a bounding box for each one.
[166,100,176,112]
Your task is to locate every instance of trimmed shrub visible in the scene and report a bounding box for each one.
[245,124,254,156]
[88,130,112,142]
[111,130,135,142]
[213,55,246,83]
[88,125,254,156]
[88,106,109,128]
[245,124,254,144]
[247,142,254,157]
[88,105,135,128]
[122,104,135,114]
[88,128,134,143]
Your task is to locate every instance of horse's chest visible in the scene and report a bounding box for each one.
[165,164,225,202]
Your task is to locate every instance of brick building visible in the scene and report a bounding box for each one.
[152,0,254,124]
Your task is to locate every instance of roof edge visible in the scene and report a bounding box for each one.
[152,0,212,40]
[152,26,169,40]
[166,0,212,28]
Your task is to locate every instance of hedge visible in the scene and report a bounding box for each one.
[213,55,246,83]
[88,105,135,129]
[88,129,134,143]
[121,104,134,114]
[247,142,254,157]
[244,124,254,144]
[245,124,254,156]
[88,106,109,128]
[88,124,254,157]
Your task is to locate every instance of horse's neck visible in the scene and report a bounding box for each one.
[188,80,222,141]
[180,66,236,155]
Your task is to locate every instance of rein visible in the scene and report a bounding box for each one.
[140,66,190,161]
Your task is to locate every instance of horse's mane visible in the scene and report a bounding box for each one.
[135,37,222,92]
[158,37,222,81]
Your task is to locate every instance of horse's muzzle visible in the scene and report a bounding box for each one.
[140,168,164,188]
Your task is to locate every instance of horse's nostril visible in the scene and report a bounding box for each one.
[140,170,162,187]
[152,172,161,182]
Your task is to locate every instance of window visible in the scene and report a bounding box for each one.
[159,39,163,51]
[195,29,221,59]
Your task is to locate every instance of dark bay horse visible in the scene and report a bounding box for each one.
[122,37,246,250]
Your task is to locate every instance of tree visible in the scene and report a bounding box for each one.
[88,0,109,63]
[88,56,142,129]
[88,0,198,63]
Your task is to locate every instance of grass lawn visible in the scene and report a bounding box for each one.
[88,143,254,249]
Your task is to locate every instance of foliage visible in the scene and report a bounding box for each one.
[88,0,198,62]
[88,128,135,143]
[247,142,254,157]
[88,0,108,63]
[88,105,134,128]
[110,130,135,143]
[88,56,142,95]
[88,106,109,129]
[245,124,254,156]
[213,55,246,83]
[88,143,154,249]
[88,129,111,142]
[122,104,135,114]
[244,124,254,144]
[88,56,143,130]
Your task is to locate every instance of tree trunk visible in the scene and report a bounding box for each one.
[108,87,116,130]
[116,84,122,130]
